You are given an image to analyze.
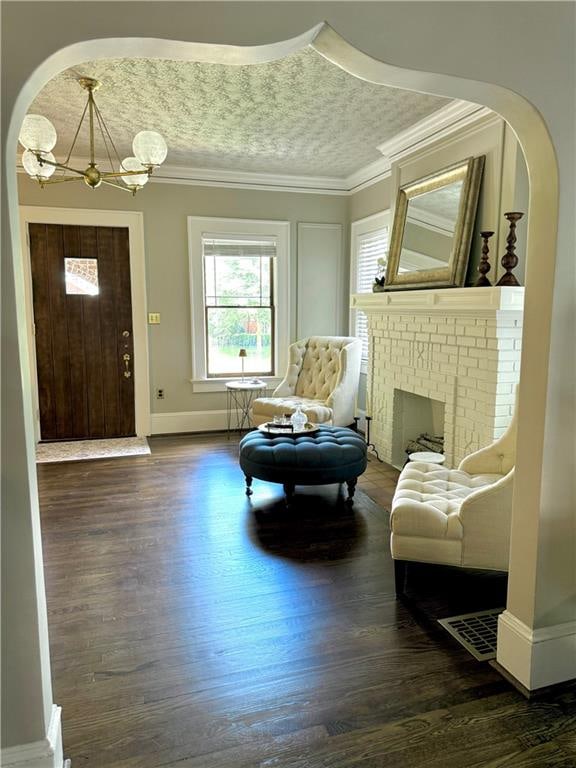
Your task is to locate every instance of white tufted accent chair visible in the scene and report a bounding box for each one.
[391,394,518,593]
[250,336,362,427]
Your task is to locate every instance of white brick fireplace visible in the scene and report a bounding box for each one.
[351,287,524,469]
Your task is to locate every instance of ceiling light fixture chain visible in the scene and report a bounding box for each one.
[19,77,168,195]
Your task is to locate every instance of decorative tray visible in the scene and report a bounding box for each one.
[258,422,319,435]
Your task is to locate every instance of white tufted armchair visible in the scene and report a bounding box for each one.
[391,395,518,593]
[250,336,362,427]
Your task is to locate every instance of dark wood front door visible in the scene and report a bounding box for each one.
[29,223,135,441]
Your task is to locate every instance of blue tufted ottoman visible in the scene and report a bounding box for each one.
[239,425,367,503]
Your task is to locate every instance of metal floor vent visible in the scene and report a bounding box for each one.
[438,608,504,661]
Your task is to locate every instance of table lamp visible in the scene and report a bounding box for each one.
[238,348,247,380]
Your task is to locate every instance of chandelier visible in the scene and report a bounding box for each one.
[18,77,168,195]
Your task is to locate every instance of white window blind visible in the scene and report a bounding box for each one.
[354,226,389,363]
[203,235,277,260]
[202,234,276,377]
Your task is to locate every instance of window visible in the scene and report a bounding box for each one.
[350,212,390,371]
[188,217,290,391]
[203,236,275,377]
[64,257,99,295]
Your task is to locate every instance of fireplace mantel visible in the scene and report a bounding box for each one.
[352,286,524,317]
[353,285,524,469]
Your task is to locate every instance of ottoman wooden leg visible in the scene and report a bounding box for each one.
[283,482,295,502]
[345,477,357,503]
[245,475,253,496]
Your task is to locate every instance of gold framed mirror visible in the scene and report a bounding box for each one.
[385,156,485,290]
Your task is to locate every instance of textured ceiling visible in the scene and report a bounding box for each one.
[27,49,449,178]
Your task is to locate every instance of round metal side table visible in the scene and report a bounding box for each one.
[225,380,267,436]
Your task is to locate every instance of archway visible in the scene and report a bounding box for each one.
[3,21,565,761]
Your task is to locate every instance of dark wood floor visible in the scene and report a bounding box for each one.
[38,434,576,768]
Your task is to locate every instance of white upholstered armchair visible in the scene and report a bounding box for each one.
[391,396,518,592]
[250,336,362,427]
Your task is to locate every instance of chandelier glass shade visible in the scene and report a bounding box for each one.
[22,150,56,179]
[18,77,168,194]
[120,157,150,188]
[132,131,168,166]
[19,115,57,153]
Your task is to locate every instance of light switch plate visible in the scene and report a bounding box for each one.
[148,312,161,324]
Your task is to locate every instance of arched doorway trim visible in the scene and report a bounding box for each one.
[5,27,560,735]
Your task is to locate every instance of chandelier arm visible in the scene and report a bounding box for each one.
[93,100,124,169]
[63,99,90,166]
[100,179,134,193]
[35,155,87,177]
[101,169,152,179]
[37,175,85,186]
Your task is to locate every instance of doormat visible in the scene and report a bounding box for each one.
[36,437,150,464]
[438,608,504,661]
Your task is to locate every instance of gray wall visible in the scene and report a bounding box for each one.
[18,117,527,425]
[349,178,392,222]
[18,176,348,417]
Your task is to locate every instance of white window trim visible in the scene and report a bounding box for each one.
[188,216,290,393]
[349,210,390,374]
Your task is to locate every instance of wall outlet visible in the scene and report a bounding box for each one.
[156,388,165,400]
[148,312,161,324]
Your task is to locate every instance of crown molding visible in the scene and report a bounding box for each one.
[139,159,392,196]
[377,100,495,163]
[16,156,351,196]
[345,156,392,194]
[16,156,383,196]
[153,163,349,195]
[16,103,494,197]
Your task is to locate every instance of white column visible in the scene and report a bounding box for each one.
[497,379,576,690]
[1,214,63,767]
[496,219,576,692]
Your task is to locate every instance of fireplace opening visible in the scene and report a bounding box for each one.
[392,390,445,469]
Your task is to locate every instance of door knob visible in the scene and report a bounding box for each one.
[122,352,132,378]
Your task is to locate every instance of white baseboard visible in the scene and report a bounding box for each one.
[151,409,368,436]
[1,705,63,768]
[150,409,229,434]
[497,611,576,690]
